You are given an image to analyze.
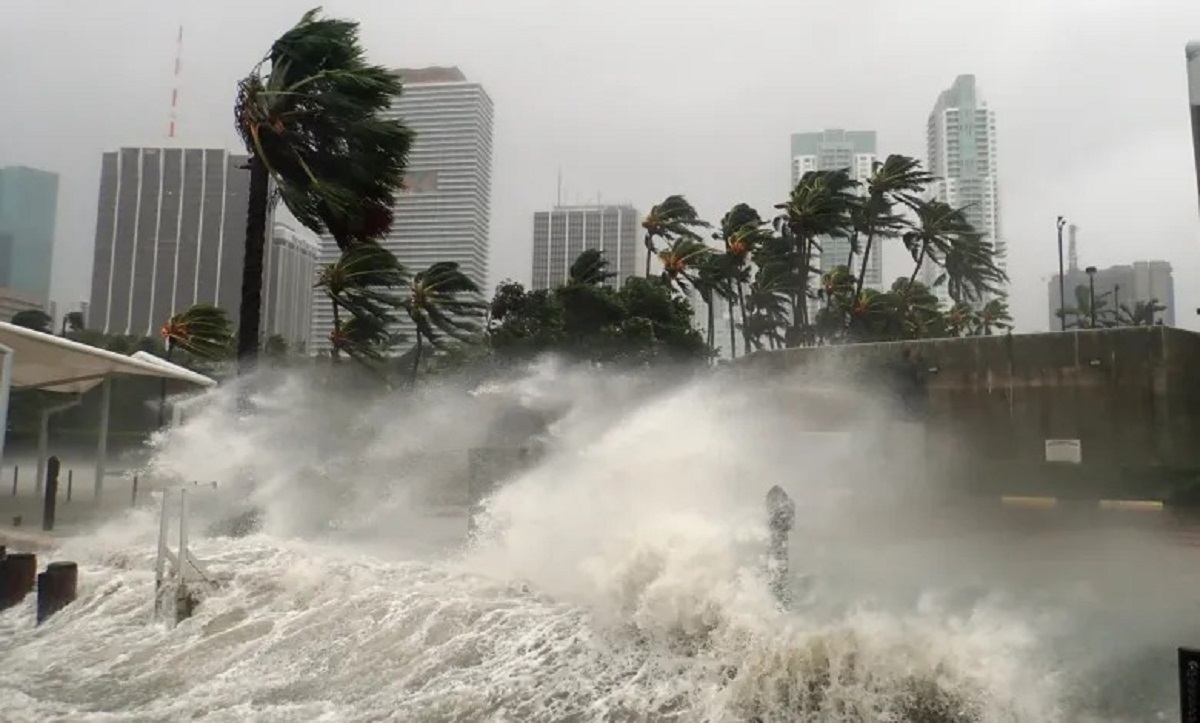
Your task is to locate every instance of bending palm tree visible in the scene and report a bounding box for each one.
[717,203,769,356]
[903,199,975,286]
[158,304,233,425]
[316,242,407,361]
[642,195,709,277]
[403,262,487,382]
[235,8,413,372]
[773,170,859,345]
[568,248,616,287]
[853,155,935,304]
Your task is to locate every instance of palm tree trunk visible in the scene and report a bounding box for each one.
[330,299,341,363]
[700,297,710,350]
[853,229,875,307]
[727,297,737,359]
[737,284,751,356]
[411,333,423,384]
[908,244,928,285]
[237,155,270,375]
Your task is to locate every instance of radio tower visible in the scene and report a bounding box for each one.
[167,24,183,138]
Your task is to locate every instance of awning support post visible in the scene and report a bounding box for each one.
[0,343,12,478]
[94,376,112,499]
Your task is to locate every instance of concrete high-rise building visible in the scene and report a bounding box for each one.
[89,147,250,337]
[311,66,494,353]
[531,204,640,290]
[790,130,882,289]
[924,75,1003,303]
[0,165,59,303]
[1047,260,1175,329]
[263,221,318,351]
[1187,41,1200,214]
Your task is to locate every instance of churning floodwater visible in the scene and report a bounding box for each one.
[1,358,1197,721]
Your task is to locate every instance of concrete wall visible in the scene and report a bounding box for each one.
[736,327,1200,500]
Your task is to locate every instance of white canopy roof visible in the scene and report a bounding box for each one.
[0,322,217,394]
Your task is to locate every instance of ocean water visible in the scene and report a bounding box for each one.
[0,359,1193,721]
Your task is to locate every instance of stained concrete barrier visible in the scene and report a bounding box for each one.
[0,552,37,610]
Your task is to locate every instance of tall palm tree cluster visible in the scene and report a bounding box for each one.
[234,9,485,383]
[642,154,1013,357]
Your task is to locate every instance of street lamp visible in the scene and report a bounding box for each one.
[1057,216,1068,331]
[1085,266,1097,328]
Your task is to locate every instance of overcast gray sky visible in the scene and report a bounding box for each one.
[2,0,1199,331]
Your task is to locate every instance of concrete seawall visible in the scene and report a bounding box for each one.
[735,327,1200,500]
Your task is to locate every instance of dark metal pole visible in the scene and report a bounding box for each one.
[1088,275,1096,328]
[1113,284,1121,326]
[1056,216,1068,331]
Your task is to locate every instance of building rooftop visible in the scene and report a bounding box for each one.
[395,66,467,84]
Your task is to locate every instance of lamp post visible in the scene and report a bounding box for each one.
[1085,266,1097,328]
[1113,283,1121,326]
[1056,216,1068,331]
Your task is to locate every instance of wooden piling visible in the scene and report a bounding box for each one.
[131,475,139,507]
[67,469,73,502]
[42,456,60,532]
[0,552,37,610]
[36,561,78,624]
[11,465,17,496]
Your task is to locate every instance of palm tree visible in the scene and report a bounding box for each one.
[943,301,977,337]
[158,304,233,425]
[656,238,712,293]
[234,8,413,372]
[567,248,616,287]
[315,241,407,361]
[941,231,1007,304]
[852,155,935,303]
[717,203,769,356]
[973,297,1013,336]
[773,169,859,345]
[403,262,486,382]
[159,304,234,360]
[744,263,792,351]
[642,195,709,277]
[902,199,974,287]
[1118,299,1167,326]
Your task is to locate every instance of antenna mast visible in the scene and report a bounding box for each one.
[168,24,183,138]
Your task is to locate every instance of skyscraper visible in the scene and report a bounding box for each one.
[310,66,494,352]
[263,221,318,350]
[1187,41,1200,214]
[0,165,58,303]
[789,130,881,288]
[531,204,640,290]
[924,75,1002,302]
[88,147,249,337]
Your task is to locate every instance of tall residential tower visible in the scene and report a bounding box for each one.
[310,66,494,352]
[924,75,1003,301]
[790,130,881,288]
[531,204,640,290]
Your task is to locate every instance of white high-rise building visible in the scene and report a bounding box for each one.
[789,130,881,289]
[311,67,494,352]
[923,75,1003,303]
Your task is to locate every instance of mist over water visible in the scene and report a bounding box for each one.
[0,358,1194,721]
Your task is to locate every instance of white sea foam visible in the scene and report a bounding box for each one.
[0,357,1183,721]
